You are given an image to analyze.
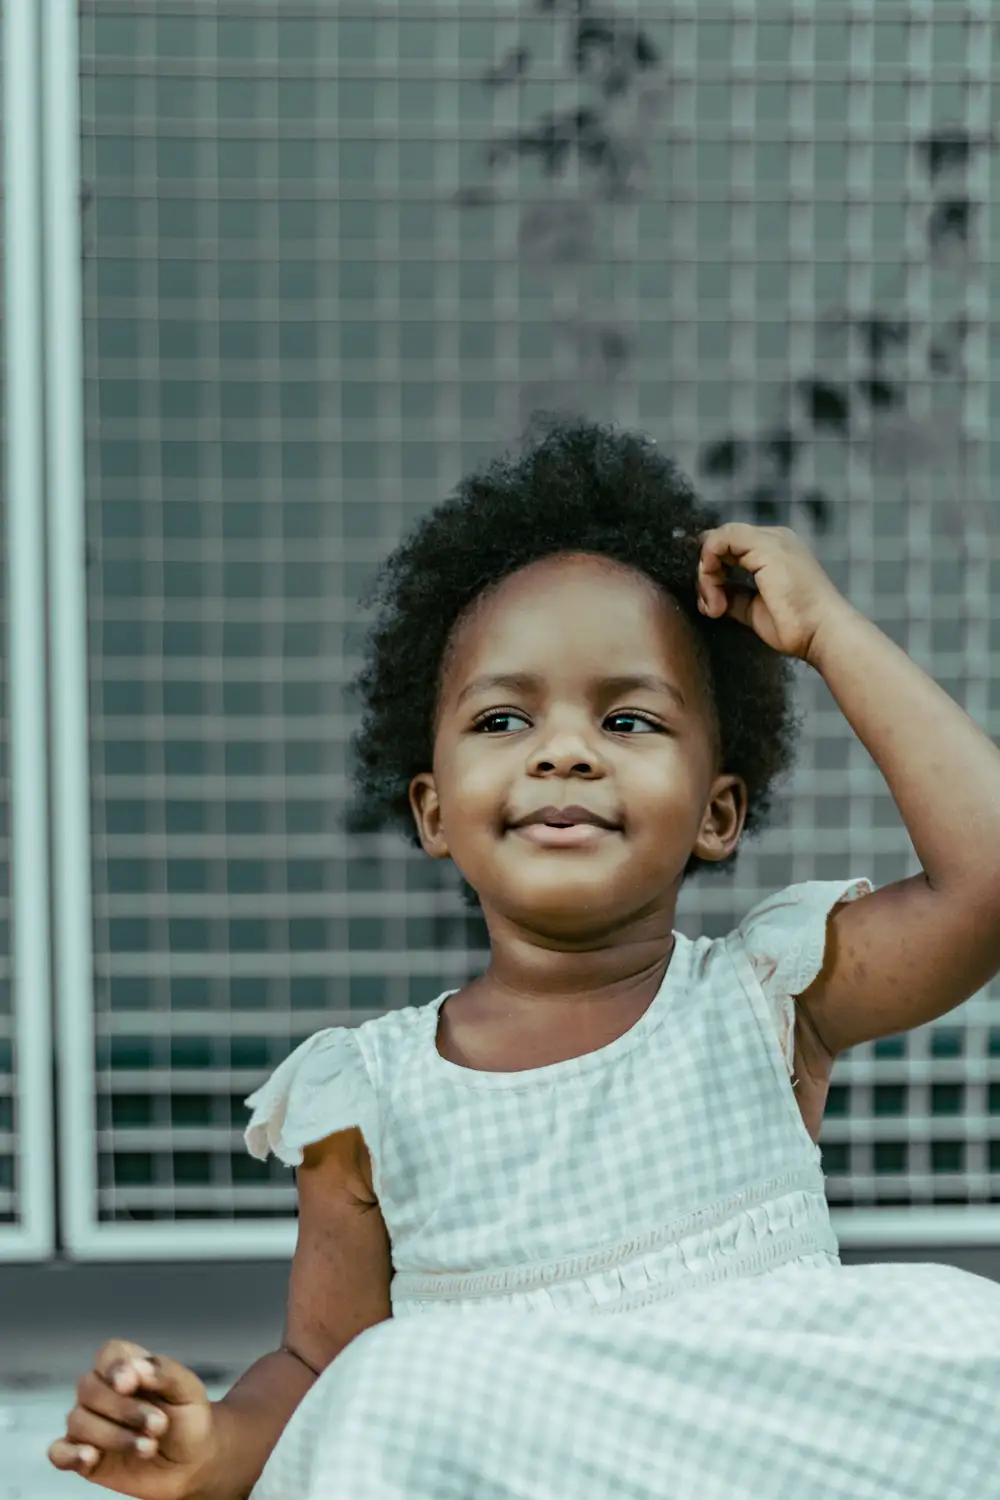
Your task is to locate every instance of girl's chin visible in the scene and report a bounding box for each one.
[497,863,631,907]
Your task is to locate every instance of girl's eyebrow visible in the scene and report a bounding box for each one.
[455,672,687,712]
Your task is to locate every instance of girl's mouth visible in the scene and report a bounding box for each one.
[512,823,617,847]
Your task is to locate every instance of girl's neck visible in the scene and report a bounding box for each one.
[468,933,676,1018]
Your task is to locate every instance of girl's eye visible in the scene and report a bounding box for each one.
[473,710,661,734]
[605,713,659,733]
[474,710,530,733]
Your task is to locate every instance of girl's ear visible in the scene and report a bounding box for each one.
[408,773,451,859]
[692,773,748,864]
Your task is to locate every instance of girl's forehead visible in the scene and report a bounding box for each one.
[445,558,701,688]
[468,554,684,631]
[468,554,669,626]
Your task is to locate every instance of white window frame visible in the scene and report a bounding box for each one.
[42,0,293,1260]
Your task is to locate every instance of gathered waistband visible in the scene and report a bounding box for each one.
[390,1164,839,1314]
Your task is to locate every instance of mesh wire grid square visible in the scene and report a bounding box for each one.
[74,0,1000,1234]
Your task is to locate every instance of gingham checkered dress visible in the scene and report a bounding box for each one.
[244,879,1000,1499]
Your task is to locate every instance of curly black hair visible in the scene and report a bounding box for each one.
[343,414,801,908]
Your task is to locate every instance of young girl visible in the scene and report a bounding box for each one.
[50,418,1000,1499]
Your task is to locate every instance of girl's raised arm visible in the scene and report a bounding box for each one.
[698,522,1000,1059]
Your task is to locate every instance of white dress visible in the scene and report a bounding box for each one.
[243,879,1000,1499]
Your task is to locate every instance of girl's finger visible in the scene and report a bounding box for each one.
[718,586,756,631]
[91,1342,160,1402]
[75,1367,169,1437]
[698,549,729,582]
[698,586,721,616]
[95,1348,207,1411]
[697,537,740,587]
[47,1437,102,1474]
[697,553,731,615]
[699,531,769,588]
[699,521,763,556]
[66,1403,159,1458]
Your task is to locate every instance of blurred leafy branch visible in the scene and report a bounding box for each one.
[454,0,997,535]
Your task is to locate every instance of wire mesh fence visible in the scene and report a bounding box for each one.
[12,0,1000,1249]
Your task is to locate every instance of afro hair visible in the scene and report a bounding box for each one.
[343,414,801,908]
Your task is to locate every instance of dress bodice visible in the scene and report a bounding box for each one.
[244,879,872,1317]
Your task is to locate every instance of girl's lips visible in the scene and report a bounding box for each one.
[512,823,618,847]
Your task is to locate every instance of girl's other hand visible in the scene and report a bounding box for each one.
[696,522,853,663]
[46,1340,218,1500]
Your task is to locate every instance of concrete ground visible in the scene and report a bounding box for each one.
[3,1248,998,1497]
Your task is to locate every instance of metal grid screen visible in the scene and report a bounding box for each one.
[65,0,1000,1253]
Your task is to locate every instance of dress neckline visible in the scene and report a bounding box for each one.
[426,931,691,1087]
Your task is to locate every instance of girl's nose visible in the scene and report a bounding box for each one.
[529,737,606,776]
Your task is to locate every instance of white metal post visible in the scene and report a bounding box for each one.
[42,0,99,1257]
[2,0,55,1260]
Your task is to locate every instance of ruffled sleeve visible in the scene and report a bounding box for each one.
[244,1027,379,1169]
[732,878,874,1076]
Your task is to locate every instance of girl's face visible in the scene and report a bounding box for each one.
[409,552,747,940]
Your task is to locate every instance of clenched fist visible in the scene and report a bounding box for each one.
[47,1339,220,1500]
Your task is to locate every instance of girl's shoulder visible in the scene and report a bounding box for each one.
[243,1023,380,1167]
[241,1003,432,1167]
[716,875,874,1069]
[728,877,874,993]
